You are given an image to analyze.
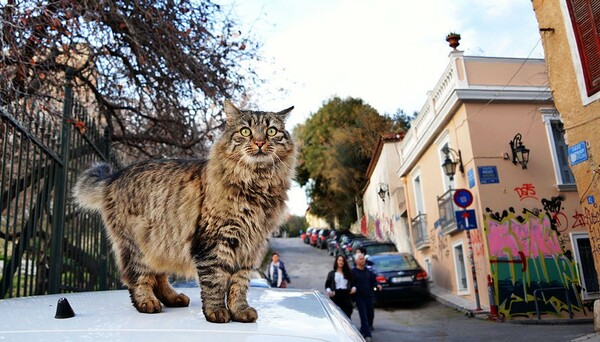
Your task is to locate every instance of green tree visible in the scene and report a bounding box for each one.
[388,108,416,130]
[294,97,398,227]
[280,215,308,238]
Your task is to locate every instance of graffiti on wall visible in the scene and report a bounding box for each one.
[430,228,450,260]
[514,183,538,201]
[484,208,583,318]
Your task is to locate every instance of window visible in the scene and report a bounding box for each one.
[543,111,576,190]
[411,170,429,249]
[566,0,600,97]
[453,241,469,294]
[424,257,433,282]
[413,174,425,215]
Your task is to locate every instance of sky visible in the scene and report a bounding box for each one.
[216,0,546,217]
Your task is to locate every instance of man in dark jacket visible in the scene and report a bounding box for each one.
[351,253,381,341]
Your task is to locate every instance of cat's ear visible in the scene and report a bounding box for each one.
[224,100,242,123]
[275,106,294,120]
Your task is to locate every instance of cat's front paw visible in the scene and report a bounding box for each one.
[231,306,258,323]
[135,298,162,313]
[204,307,231,323]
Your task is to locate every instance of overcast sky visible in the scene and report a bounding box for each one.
[216,0,546,217]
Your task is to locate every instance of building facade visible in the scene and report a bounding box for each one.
[532,0,600,318]
[360,50,593,319]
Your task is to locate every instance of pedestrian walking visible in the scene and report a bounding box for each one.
[351,253,381,341]
[325,255,356,318]
[266,251,291,288]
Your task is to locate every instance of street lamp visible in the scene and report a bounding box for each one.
[441,147,464,181]
[377,183,389,201]
[509,133,530,169]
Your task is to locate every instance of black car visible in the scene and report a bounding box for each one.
[368,252,429,305]
[346,239,397,265]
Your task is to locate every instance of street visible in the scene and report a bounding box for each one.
[267,238,596,342]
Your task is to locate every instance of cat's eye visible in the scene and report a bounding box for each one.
[240,127,252,137]
[266,127,278,136]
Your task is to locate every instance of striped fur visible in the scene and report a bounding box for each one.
[72,101,295,323]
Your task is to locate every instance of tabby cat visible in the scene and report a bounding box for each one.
[72,101,295,323]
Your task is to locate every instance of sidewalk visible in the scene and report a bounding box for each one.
[428,282,595,325]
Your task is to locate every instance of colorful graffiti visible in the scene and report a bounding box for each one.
[484,210,583,318]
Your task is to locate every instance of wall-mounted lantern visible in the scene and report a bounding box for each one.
[377,183,389,201]
[509,133,530,169]
[441,147,464,181]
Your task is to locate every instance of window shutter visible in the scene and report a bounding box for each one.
[567,0,600,96]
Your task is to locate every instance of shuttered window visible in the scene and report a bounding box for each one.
[567,0,600,96]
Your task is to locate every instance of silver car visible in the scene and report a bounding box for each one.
[0,287,364,341]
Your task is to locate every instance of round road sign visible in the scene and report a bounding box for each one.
[453,188,473,209]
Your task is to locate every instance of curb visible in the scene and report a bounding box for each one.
[429,287,593,325]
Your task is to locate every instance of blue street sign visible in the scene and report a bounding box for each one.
[588,195,595,205]
[468,168,475,188]
[455,209,477,230]
[478,165,499,184]
[569,141,588,166]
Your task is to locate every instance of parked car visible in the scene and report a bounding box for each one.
[346,240,399,266]
[368,252,429,306]
[339,234,368,257]
[316,228,332,249]
[0,287,364,341]
[309,229,320,247]
[300,229,308,243]
[327,232,340,256]
[303,227,315,244]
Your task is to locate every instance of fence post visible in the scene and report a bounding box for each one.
[98,126,110,291]
[48,69,74,294]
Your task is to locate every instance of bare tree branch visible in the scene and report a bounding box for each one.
[0,0,262,160]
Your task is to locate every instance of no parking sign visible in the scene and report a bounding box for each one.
[453,189,473,209]
[453,189,477,230]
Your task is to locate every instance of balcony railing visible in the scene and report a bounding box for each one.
[411,213,429,249]
[438,189,458,235]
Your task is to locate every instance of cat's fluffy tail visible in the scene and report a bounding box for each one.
[72,162,113,212]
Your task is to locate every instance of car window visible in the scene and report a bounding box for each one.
[373,255,419,271]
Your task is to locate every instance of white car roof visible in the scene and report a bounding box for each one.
[0,287,363,341]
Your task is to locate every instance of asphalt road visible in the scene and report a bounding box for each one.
[268,237,596,342]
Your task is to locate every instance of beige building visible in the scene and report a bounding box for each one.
[532,0,600,321]
[359,49,593,319]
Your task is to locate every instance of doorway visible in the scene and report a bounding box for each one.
[572,233,600,300]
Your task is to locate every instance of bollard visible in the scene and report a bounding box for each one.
[487,275,498,317]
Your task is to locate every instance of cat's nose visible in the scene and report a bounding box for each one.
[255,140,265,149]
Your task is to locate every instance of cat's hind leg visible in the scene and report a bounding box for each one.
[228,268,257,323]
[118,243,163,313]
[127,273,163,313]
[154,274,190,307]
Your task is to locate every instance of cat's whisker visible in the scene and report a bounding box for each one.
[272,153,294,173]
[269,155,276,178]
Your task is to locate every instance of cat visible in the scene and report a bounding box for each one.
[72,100,295,323]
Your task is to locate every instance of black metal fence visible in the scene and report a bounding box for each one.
[0,72,121,299]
